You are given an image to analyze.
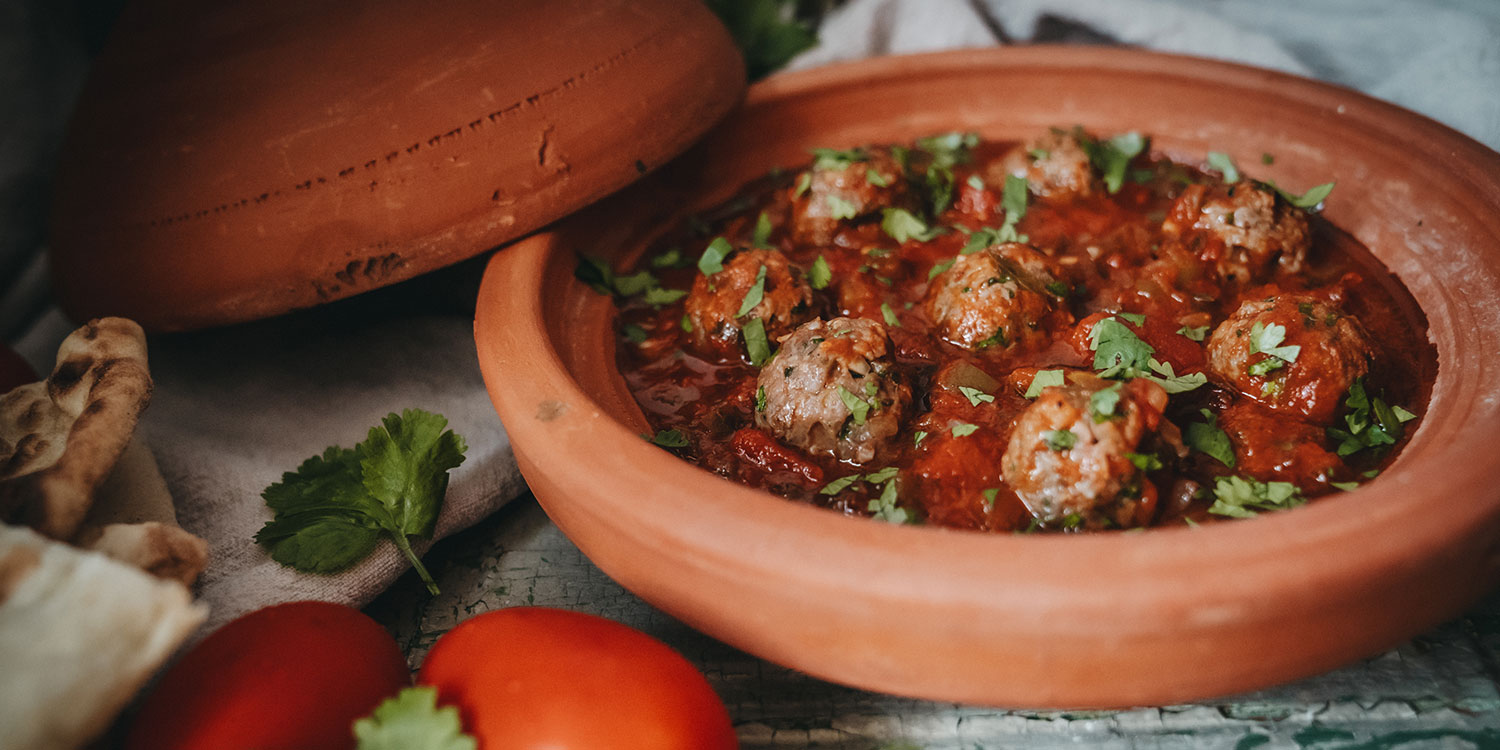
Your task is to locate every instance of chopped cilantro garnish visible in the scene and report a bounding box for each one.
[1268,180,1335,209]
[881,207,941,243]
[825,194,858,220]
[353,686,476,750]
[1088,131,1147,194]
[1206,151,1240,183]
[643,287,687,306]
[838,385,872,425]
[1145,358,1207,394]
[967,174,986,190]
[1177,325,1209,341]
[1043,429,1076,451]
[1249,321,1300,363]
[820,475,860,495]
[868,478,912,523]
[811,147,865,171]
[622,324,647,344]
[1330,481,1360,491]
[915,131,979,168]
[1090,316,1155,376]
[1118,312,1146,326]
[981,488,999,510]
[1185,408,1235,467]
[864,466,899,484]
[752,211,774,249]
[1088,383,1123,422]
[881,302,901,327]
[735,265,768,318]
[808,255,832,289]
[925,165,956,216]
[1207,475,1306,518]
[866,168,891,187]
[650,429,689,448]
[958,385,994,406]
[928,258,956,280]
[1126,452,1163,471]
[680,315,693,332]
[704,0,819,81]
[742,317,771,366]
[1001,174,1029,222]
[1046,281,1069,298]
[574,255,616,295]
[650,247,687,269]
[913,430,929,448]
[612,270,656,297]
[754,385,767,412]
[951,422,979,438]
[1025,369,1065,398]
[792,172,812,199]
[1326,378,1417,457]
[698,237,732,275]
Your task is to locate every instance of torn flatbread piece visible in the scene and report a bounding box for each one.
[0,524,206,750]
[1,317,152,540]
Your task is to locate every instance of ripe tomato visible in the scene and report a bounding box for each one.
[125,601,410,750]
[418,607,737,749]
[0,344,36,392]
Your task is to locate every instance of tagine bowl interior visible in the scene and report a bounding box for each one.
[474,47,1500,708]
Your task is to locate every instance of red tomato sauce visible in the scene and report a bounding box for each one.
[604,131,1435,533]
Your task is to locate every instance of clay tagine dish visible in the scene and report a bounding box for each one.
[475,47,1500,707]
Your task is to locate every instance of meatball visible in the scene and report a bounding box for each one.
[989,128,1100,199]
[755,317,910,464]
[685,248,813,360]
[791,147,912,246]
[923,243,1065,351]
[1205,295,1372,423]
[1001,378,1169,528]
[1163,183,1310,283]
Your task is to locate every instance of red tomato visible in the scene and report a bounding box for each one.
[419,607,737,750]
[125,601,410,750]
[0,344,37,392]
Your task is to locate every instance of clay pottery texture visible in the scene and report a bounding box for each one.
[49,0,744,331]
[476,47,1500,707]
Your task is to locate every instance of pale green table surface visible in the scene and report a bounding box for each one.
[366,496,1500,750]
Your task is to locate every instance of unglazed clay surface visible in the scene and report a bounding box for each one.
[49,0,745,331]
[475,47,1500,707]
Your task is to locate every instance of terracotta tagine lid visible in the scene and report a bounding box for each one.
[48,0,745,332]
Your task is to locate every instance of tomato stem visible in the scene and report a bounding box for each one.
[392,533,440,596]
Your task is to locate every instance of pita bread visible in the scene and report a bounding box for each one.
[0,524,206,750]
[75,436,209,586]
[1,318,152,540]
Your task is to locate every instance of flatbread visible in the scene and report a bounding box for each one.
[0,318,152,540]
[0,524,206,750]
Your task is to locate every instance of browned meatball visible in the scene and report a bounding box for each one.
[755,317,910,464]
[923,243,1065,351]
[1206,295,1372,423]
[790,147,912,246]
[685,248,813,360]
[1001,378,1169,529]
[988,128,1100,199]
[1164,183,1310,283]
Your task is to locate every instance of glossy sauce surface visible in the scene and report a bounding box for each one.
[608,132,1435,532]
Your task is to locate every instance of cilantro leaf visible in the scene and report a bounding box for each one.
[1126,452,1163,471]
[1206,151,1240,183]
[754,386,767,413]
[1088,131,1147,194]
[1024,369,1065,398]
[1090,316,1155,376]
[928,258,956,280]
[650,429,689,448]
[698,237,732,275]
[925,165,956,216]
[867,478,912,523]
[642,287,687,306]
[705,0,819,82]
[742,317,772,366]
[1185,409,1235,468]
[1043,430,1076,451]
[1145,358,1207,394]
[1327,379,1417,457]
[951,422,979,438]
[1207,475,1306,518]
[1269,180,1336,209]
[257,411,466,595]
[811,147,866,171]
[915,132,979,169]
[808,255,832,289]
[958,385,994,406]
[1088,383,1123,422]
[573,255,615,295]
[866,168,891,187]
[838,385,872,425]
[826,194,858,220]
[752,212,774,249]
[611,270,656,297]
[913,430,929,448]
[622,324,648,344]
[881,302,901,328]
[353,686,477,750]
[1249,321,1300,363]
[792,172,812,199]
[735,265,769,318]
[1177,325,1209,341]
[881,208,942,243]
[820,475,860,495]
[1001,174,1028,222]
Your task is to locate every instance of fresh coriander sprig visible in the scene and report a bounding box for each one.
[353,686,476,750]
[255,409,467,596]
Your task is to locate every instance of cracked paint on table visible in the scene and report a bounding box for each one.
[365,497,1500,749]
